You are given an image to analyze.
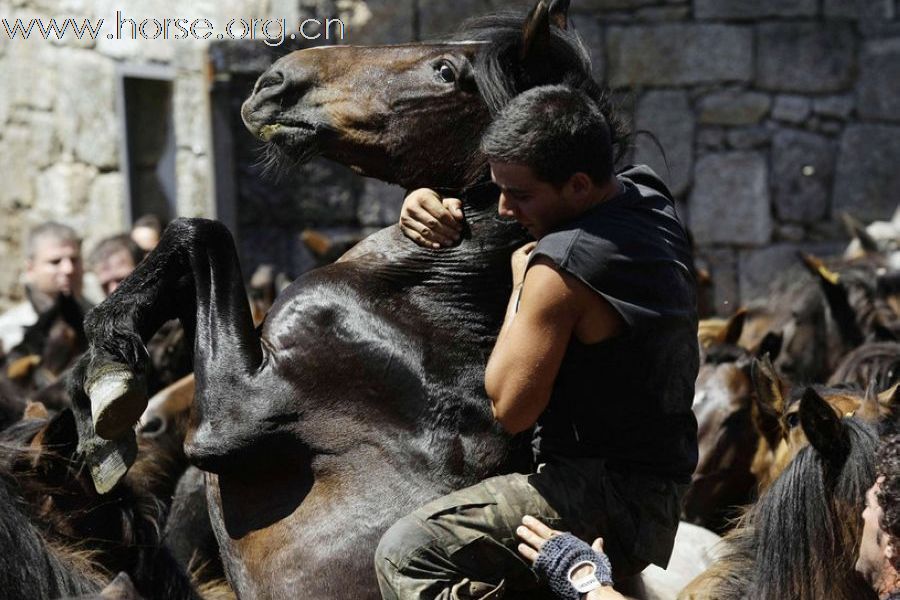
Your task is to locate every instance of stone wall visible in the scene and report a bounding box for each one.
[1,0,898,314]
[589,0,900,312]
[0,0,286,309]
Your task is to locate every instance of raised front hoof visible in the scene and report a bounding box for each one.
[86,362,148,440]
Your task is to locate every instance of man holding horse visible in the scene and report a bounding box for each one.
[858,433,900,600]
[375,84,699,599]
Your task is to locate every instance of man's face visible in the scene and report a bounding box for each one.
[93,249,136,298]
[25,237,83,298]
[490,162,580,239]
[857,477,892,586]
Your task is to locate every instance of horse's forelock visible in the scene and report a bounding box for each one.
[449,12,628,165]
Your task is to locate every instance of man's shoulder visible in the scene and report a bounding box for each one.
[0,300,37,326]
[0,300,38,352]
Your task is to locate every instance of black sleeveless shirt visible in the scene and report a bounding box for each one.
[528,165,699,483]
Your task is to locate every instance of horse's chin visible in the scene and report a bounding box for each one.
[255,135,321,180]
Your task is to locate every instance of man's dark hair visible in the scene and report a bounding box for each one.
[480,84,613,187]
[876,433,900,568]
[88,234,143,271]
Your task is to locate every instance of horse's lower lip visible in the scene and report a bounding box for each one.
[258,122,317,144]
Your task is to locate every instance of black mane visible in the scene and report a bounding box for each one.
[704,417,877,600]
[451,12,629,164]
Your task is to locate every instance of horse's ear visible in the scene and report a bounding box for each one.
[879,383,900,435]
[751,356,786,449]
[23,401,49,421]
[880,383,900,407]
[800,387,851,466]
[720,307,747,346]
[100,572,140,598]
[841,212,879,254]
[548,0,570,30]
[522,0,569,61]
[799,251,841,287]
[756,331,783,362]
[798,251,865,347]
[521,0,550,61]
[858,380,881,423]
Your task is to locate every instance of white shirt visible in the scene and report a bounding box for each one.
[0,300,38,355]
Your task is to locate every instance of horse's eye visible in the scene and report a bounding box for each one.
[438,63,456,83]
[785,412,800,429]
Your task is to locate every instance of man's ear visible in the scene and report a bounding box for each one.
[564,172,593,202]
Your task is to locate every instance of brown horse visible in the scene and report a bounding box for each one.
[69,1,625,598]
[0,407,199,599]
[680,388,878,600]
[684,310,779,533]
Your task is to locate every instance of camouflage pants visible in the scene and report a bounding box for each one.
[374,456,684,600]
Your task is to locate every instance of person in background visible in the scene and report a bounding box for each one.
[130,214,164,255]
[0,222,89,355]
[88,234,144,298]
[857,433,900,600]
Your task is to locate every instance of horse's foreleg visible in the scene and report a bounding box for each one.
[70,218,259,492]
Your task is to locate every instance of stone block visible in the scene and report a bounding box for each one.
[634,90,694,196]
[55,50,118,170]
[698,91,770,126]
[176,150,214,218]
[0,59,11,127]
[634,6,690,20]
[689,151,771,246]
[575,0,658,9]
[570,13,605,80]
[834,124,900,223]
[174,74,211,156]
[23,110,61,169]
[771,95,812,124]
[33,162,97,225]
[695,0,817,20]
[756,23,857,93]
[824,0,895,19]
[417,0,479,40]
[812,95,855,120]
[697,128,725,151]
[85,172,128,251]
[726,126,771,150]
[772,129,835,224]
[858,39,900,122]
[699,247,739,317]
[0,125,36,209]
[738,242,842,303]
[607,24,752,88]
[7,41,57,111]
[776,223,806,242]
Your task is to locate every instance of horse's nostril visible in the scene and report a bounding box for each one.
[257,70,285,93]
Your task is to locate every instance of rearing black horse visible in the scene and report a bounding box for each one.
[70,1,626,597]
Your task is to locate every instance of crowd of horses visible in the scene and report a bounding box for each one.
[1,0,899,598]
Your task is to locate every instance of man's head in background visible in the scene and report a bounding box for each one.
[130,214,163,254]
[24,222,83,303]
[88,234,143,298]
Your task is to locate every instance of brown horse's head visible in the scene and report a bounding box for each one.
[240,0,619,193]
[684,310,778,533]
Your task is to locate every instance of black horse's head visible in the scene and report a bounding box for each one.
[240,0,624,194]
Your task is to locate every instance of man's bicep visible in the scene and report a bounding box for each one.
[493,263,580,394]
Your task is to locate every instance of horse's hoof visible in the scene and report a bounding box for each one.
[86,363,148,440]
